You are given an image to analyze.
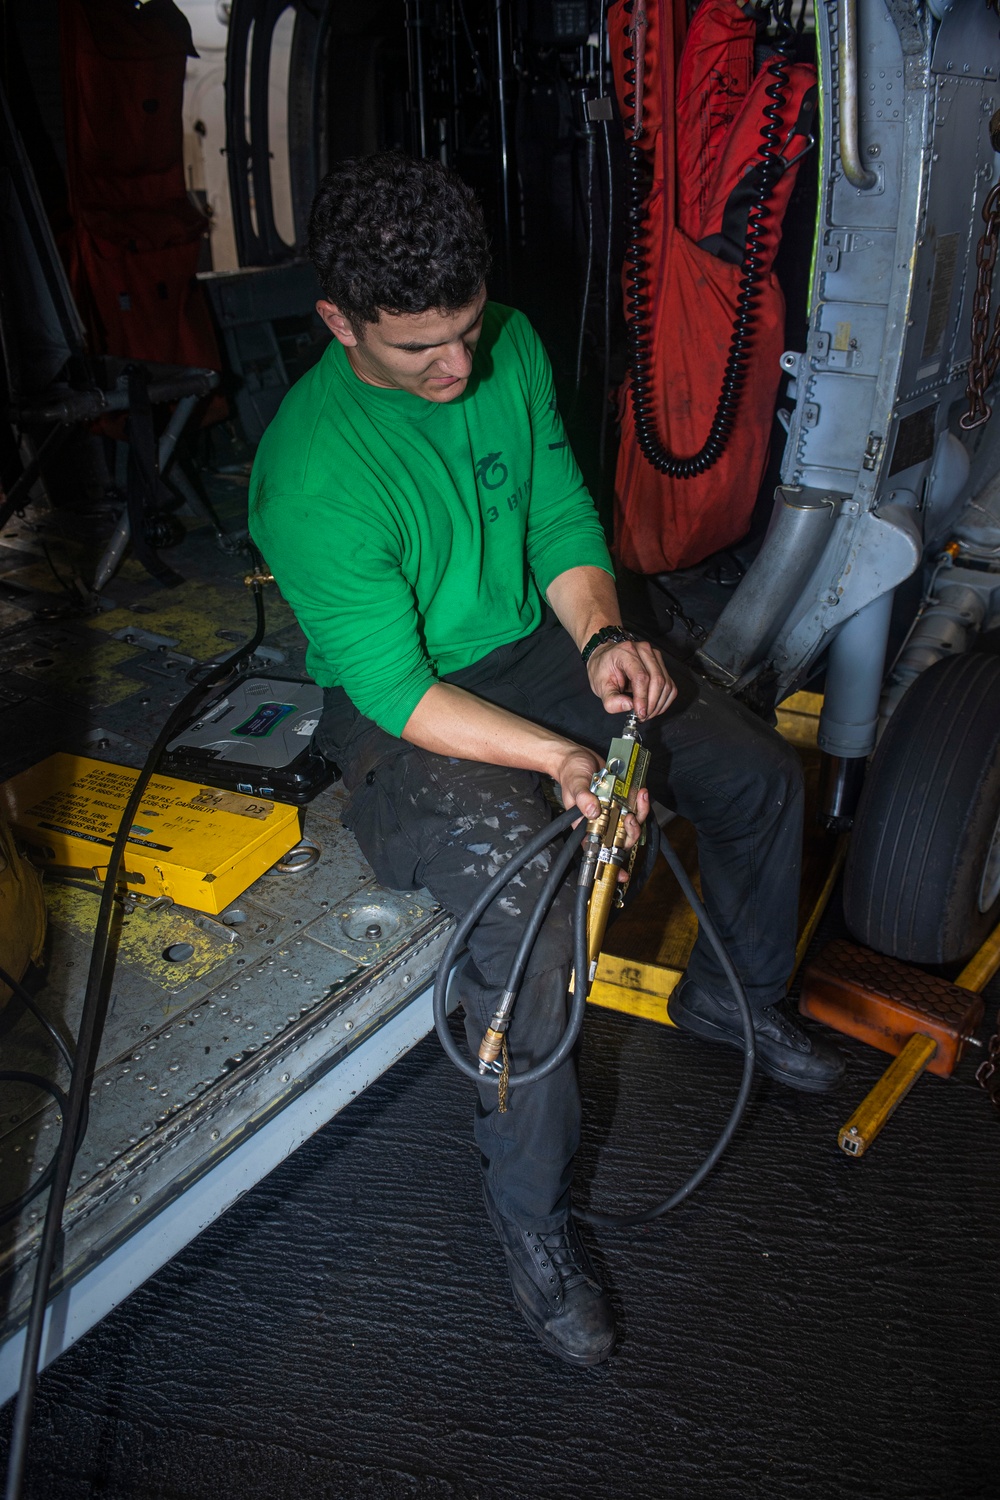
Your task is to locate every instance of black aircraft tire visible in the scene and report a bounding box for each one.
[843,650,1000,966]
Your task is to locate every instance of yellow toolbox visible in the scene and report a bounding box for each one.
[0,753,301,914]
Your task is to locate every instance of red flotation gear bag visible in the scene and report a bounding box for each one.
[609,0,816,575]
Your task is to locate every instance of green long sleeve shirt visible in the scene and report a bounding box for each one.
[249,301,613,737]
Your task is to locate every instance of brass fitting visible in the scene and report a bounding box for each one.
[477,1025,506,1073]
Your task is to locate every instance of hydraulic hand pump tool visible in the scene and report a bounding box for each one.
[433,713,757,1227]
[476,714,650,1076]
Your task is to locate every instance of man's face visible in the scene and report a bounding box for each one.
[316,287,488,403]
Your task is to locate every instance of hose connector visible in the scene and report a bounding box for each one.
[477,1027,507,1073]
[478,991,517,1073]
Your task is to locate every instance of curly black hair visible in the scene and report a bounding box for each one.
[307,153,492,328]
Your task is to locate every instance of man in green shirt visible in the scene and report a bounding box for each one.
[250,152,842,1369]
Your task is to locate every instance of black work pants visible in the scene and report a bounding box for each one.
[316,618,803,1231]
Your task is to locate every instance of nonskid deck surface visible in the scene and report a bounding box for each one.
[1,926,997,1500]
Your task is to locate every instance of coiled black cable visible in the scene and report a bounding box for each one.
[0,963,75,1230]
[433,805,755,1225]
[621,0,797,476]
[4,574,268,1500]
[434,809,591,1091]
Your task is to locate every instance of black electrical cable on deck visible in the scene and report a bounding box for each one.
[0,962,75,1076]
[3,579,267,1500]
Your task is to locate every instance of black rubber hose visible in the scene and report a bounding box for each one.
[0,1074,68,1229]
[0,963,75,1076]
[432,809,594,1090]
[4,579,267,1500]
[574,831,755,1227]
[499,821,588,1005]
[434,803,756,1226]
[620,2,797,476]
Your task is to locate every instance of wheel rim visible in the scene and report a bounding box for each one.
[978,809,1000,913]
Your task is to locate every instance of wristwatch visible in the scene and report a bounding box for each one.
[581,625,638,666]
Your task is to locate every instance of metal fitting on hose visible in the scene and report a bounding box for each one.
[477,993,517,1074]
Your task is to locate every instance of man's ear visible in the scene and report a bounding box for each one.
[316,301,360,347]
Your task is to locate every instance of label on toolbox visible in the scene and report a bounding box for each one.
[0,753,301,914]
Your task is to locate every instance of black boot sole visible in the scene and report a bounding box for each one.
[667,994,844,1094]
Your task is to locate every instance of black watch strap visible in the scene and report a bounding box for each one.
[581,625,638,666]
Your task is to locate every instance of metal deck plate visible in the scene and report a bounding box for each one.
[0,510,454,1376]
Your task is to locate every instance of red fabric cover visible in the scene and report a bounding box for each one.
[60,0,221,376]
[609,0,815,575]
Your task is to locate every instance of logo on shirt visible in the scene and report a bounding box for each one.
[476,451,509,490]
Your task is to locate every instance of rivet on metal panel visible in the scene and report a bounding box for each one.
[344,1020,354,1031]
[280,1073,290,1082]
[210,1130,220,1141]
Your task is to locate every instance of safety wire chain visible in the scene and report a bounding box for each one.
[961,166,1000,432]
[498,1036,510,1113]
[975,1010,1000,1114]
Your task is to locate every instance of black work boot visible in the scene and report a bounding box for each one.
[482,1183,616,1368]
[667,977,845,1093]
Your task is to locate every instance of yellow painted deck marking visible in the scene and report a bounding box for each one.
[45,884,234,1007]
[590,689,838,1026]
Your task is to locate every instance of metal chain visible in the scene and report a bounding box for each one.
[961,111,1000,430]
[976,1008,1000,1114]
[497,1036,510,1114]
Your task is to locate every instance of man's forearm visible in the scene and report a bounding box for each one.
[544,565,622,652]
[401,681,580,781]
[400,680,643,827]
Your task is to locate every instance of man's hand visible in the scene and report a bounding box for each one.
[586,637,677,721]
[544,566,676,721]
[552,745,649,878]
